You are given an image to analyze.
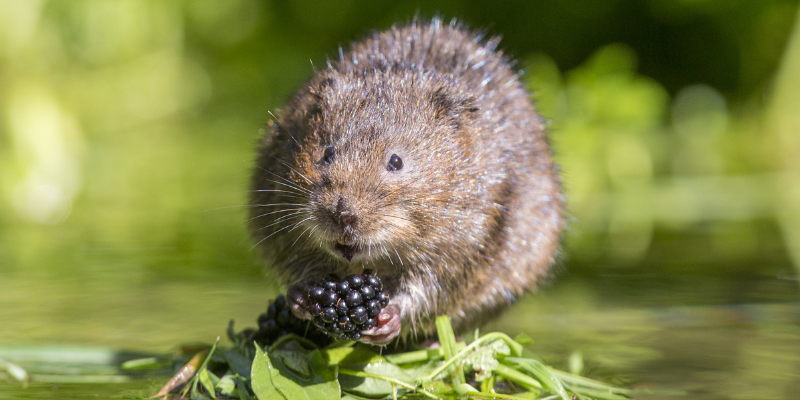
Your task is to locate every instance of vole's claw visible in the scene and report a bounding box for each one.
[359,304,401,345]
[287,282,312,320]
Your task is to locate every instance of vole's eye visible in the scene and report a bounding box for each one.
[387,154,403,171]
[322,146,335,163]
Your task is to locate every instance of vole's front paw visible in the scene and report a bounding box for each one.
[287,282,312,320]
[359,304,401,345]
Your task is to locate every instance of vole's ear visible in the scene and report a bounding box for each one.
[430,86,479,127]
[301,76,338,143]
[308,77,337,104]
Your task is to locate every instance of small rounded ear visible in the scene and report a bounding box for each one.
[308,77,337,104]
[430,86,479,127]
[300,76,338,143]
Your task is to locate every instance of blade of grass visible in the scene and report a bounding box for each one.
[505,358,569,400]
[493,364,543,392]
[435,316,466,386]
[567,387,631,400]
[549,369,631,394]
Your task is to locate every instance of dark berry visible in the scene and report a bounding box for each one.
[320,289,338,307]
[377,292,390,307]
[309,286,326,301]
[291,269,386,343]
[360,285,375,300]
[336,280,350,295]
[346,274,364,289]
[350,306,368,324]
[277,309,290,326]
[336,299,349,316]
[366,299,381,318]
[266,303,277,320]
[274,295,287,310]
[345,290,363,307]
[321,307,338,323]
[263,319,278,333]
[339,321,355,332]
[257,313,268,325]
[365,275,382,291]
[338,315,354,332]
[321,280,337,291]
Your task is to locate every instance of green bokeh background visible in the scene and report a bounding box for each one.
[1,1,800,398]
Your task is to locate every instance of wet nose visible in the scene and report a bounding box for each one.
[335,197,357,227]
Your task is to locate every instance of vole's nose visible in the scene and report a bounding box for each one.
[335,197,358,227]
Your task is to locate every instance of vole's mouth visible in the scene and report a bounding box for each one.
[334,241,362,262]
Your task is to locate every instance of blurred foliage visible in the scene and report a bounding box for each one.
[0,0,799,396]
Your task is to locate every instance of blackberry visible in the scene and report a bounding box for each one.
[253,295,331,347]
[306,269,389,341]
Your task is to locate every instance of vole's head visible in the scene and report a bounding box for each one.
[276,69,478,265]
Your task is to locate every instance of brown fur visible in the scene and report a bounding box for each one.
[250,18,564,338]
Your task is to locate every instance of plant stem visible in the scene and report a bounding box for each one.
[339,368,442,400]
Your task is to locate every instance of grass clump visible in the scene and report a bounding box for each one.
[141,316,638,400]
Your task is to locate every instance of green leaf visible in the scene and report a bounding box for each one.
[383,348,440,365]
[463,339,510,382]
[224,347,253,382]
[251,344,285,400]
[198,368,218,399]
[324,345,380,367]
[513,333,533,346]
[423,379,451,394]
[273,349,310,379]
[339,357,413,398]
[120,356,166,370]
[305,350,340,399]
[251,343,340,400]
[216,373,238,397]
[341,395,382,400]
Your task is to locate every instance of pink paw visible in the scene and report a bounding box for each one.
[359,304,401,345]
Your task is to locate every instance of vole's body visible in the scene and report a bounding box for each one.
[251,20,563,341]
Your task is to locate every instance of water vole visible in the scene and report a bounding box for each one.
[250,19,563,345]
